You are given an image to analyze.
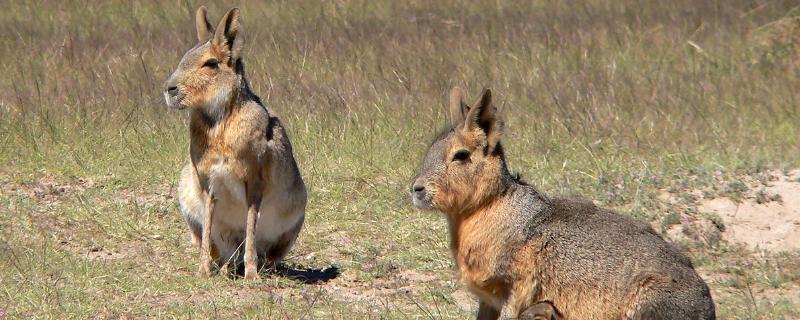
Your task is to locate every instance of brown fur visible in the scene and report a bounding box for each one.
[164,7,307,280]
[411,87,714,319]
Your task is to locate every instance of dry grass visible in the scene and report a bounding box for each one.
[1,0,799,318]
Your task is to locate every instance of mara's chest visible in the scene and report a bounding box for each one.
[193,155,247,204]
[453,234,509,305]
[189,112,259,178]
[190,127,256,183]
[186,110,268,205]
[190,133,253,205]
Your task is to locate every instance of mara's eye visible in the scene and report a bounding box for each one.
[452,149,471,162]
[202,59,219,69]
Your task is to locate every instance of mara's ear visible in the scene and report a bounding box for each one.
[464,88,503,153]
[195,6,214,43]
[212,7,244,66]
[449,87,468,128]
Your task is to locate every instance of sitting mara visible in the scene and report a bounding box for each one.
[410,87,715,319]
[163,7,306,280]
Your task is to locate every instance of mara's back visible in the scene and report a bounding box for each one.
[511,184,715,319]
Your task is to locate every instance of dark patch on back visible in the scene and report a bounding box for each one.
[265,115,278,141]
[238,60,262,106]
[511,171,528,185]
[490,141,505,156]
[235,68,274,141]
[234,58,246,76]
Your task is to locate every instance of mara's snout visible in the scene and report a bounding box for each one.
[410,179,432,210]
[162,78,185,109]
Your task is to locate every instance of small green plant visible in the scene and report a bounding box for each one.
[660,211,682,233]
[701,213,726,233]
[755,188,769,204]
[722,180,749,201]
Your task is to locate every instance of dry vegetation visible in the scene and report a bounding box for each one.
[1,0,799,318]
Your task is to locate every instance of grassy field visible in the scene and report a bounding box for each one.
[1,0,799,318]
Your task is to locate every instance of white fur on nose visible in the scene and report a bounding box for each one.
[412,189,433,210]
[412,196,429,209]
[163,91,171,107]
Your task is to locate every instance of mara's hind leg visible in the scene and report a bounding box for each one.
[629,301,715,320]
[627,292,714,320]
[261,215,304,270]
[629,303,672,320]
[188,218,202,249]
[624,276,715,320]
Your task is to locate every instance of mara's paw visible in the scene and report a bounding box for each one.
[198,262,213,278]
[219,262,231,276]
[244,270,260,281]
[244,264,260,280]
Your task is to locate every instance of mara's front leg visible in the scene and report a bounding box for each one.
[499,281,558,320]
[518,302,557,320]
[243,178,264,280]
[500,302,557,320]
[199,191,216,277]
[477,301,500,320]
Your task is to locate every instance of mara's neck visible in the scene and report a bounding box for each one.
[445,192,507,256]
[193,63,256,125]
[189,79,254,130]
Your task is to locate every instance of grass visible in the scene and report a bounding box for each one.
[1,0,799,318]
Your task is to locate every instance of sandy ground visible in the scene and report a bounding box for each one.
[699,170,800,252]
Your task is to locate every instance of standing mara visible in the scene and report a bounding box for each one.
[410,87,715,319]
[163,7,306,280]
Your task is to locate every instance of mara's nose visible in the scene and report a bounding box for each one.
[166,85,179,97]
[411,183,425,194]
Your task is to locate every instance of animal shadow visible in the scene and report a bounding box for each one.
[272,263,341,284]
[220,254,340,284]
[223,261,339,284]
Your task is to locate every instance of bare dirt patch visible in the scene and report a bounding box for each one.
[320,269,433,302]
[451,289,478,313]
[2,175,94,208]
[698,170,800,251]
[662,170,800,252]
[1,175,163,262]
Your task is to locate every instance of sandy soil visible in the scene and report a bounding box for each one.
[699,170,800,252]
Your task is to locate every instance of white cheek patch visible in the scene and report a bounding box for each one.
[205,86,232,119]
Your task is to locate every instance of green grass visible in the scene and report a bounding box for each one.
[1,0,799,318]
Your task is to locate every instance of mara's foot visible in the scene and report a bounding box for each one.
[244,264,260,280]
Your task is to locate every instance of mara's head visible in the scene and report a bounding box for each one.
[411,87,512,215]
[163,7,245,112]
